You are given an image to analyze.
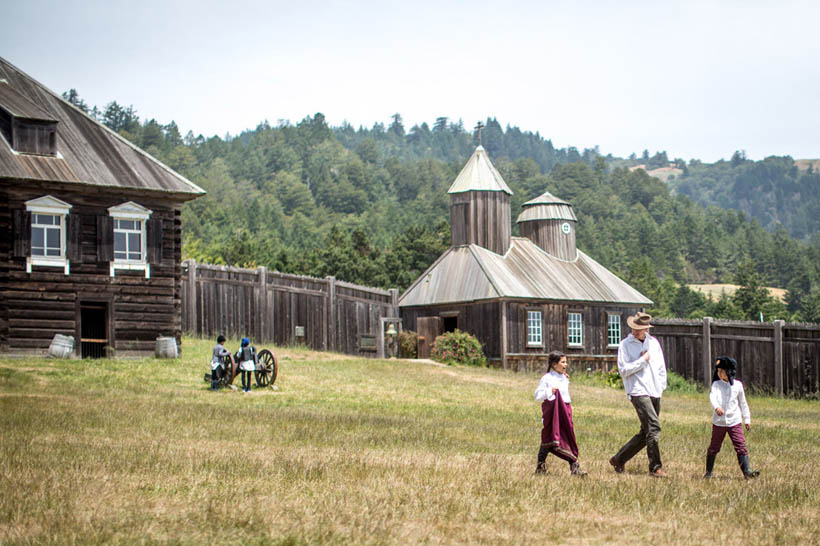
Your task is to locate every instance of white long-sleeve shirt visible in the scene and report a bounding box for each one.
[534,370,571,404]
[617,333,667,399]
[710,379,751,426]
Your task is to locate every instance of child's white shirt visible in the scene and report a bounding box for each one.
[535,370,571,403]
[710,379,751,426]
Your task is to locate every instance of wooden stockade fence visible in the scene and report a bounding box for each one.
[179,262,819,396]
[652,317,820,397]
[181,260,399,357]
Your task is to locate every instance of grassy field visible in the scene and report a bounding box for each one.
[1,338,818,545]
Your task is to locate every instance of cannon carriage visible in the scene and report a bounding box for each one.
[207,348,278,389]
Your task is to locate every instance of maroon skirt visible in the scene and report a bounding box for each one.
[540,390,579,462]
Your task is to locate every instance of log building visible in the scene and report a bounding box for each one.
[399,145,652,371]
[0,57,204,357]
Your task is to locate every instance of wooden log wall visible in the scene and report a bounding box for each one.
[652,318,820,397]
[518,219,577,261]
[1,183,183,356]
[400,301,501,358]
[504,302,639,356]
[181,261,398,357]
[449,191,511,255]
[502,354,616,374]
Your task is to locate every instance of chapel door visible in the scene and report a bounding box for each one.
[417,316,443,359]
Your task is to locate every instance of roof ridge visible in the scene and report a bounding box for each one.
[467,245,504,298]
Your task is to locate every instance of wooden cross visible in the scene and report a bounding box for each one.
[475,121,484,146]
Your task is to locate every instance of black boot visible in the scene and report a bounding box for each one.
[535,446,548,474]
[704,453,716,478]
[570,461,587,477]
[737,454,760,479]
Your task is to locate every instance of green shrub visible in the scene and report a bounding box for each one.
[398,330,418,359]
[577,368,700,393]
[431,329,486,367]
[602,367,624,389]
[665,370,702,393]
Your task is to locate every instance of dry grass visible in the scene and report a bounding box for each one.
[1,337,818,545]
[688,283,787,303]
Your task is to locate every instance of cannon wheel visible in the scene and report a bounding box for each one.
[220,353,237,386]
[255,349,278,387]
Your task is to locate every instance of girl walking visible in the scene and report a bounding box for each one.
[534,351,587,476]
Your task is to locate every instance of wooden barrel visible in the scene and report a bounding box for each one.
[48,334,74,358]
[155,336,178,359]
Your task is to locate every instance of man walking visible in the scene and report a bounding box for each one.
[609,312,668,477]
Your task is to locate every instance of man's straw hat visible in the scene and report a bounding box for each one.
[626,312,653,330]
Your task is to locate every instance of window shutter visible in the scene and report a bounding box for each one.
[97,215,113,261]
[66,214,82,262]
[12,210,31,258]
[147,217,163,264]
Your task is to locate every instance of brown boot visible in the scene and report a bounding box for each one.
[609,456,625,474]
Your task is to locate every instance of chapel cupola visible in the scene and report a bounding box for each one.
[516,191,577,260]
[447,145,512,255]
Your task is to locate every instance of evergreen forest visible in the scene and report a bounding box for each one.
[62,91,820,323]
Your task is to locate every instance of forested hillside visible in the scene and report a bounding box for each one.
[672,152,820,240]
[61,91,820,322]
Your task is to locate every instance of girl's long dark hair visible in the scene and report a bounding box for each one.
[548,351,566,371]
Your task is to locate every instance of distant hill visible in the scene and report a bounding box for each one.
[670,154,820,241]
[795,159,820,172]
[630,165,684,183]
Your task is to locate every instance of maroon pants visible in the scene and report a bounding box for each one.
[707,424,748,456]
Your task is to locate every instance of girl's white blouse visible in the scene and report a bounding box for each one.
[534,370,571,403]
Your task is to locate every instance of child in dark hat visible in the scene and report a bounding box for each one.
[705,356,760,479]
[209,335,230,390]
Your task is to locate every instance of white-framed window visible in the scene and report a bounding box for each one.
[567,312,583,346]
[32,213,62,258]
[527,310,543,346]
[108,202,152,278]
[114,218,143,261]
[607,313,621,347]
[25,195,72,274]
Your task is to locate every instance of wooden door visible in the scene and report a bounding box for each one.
[417,316,443,359]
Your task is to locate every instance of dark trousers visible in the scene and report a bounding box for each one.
[241,370,252,391]
[613,396,662,471]
[707,424,748,456]
[210,366,222,390]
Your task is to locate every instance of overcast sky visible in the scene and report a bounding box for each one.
[2,0,818,162]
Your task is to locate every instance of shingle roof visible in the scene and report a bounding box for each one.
[447,145,513,195]
[516,191,577,223]
[399,237,652,306]
[0,80,56,121]
[0,57,205,199]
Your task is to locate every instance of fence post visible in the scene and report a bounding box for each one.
[186,259,197,337]
[702,316,713,388]
[326,276,336,352]
[257,266,267,343]
[774,319,785,396]
[389,288,398,317]
[500,301,508,369]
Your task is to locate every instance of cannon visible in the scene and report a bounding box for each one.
[210,348,278,389]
